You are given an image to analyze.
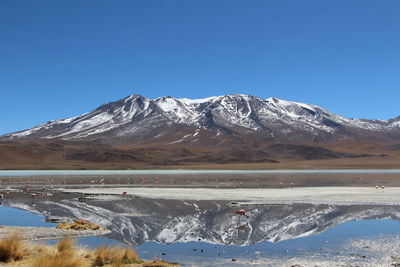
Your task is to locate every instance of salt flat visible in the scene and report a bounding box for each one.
[61,186,400,205]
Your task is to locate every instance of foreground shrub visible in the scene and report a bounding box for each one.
[30,251,90,267]
[0,234,178,266]
[31,238,89,267]
[57,237,75,253]
[0,235,26,262]
[92,246,140,266]
[121,247,139,263]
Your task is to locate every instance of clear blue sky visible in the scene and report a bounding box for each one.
[1,0,399,134]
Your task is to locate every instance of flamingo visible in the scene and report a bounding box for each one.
[0,194,3,199]
[235,209,249,218]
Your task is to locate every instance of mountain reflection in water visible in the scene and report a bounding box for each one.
[5,193,400,247]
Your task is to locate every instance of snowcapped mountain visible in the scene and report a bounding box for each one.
[1,94,399,168]
[2,94,399,145]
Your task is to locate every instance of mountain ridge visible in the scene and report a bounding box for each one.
[2,94,399,143]
[0,94,399,169]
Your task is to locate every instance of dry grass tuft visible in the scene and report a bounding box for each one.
[121,248,139,263]
[30,238,89,267]
[0,234,179,267]
[32,243,55,260]
[56,219,102,231]
[93,246,118,266]
[57,238,75,253]
[93,246,107,266]
[92,246,140,266]
[0,235,26,262]
[30,251,90,267]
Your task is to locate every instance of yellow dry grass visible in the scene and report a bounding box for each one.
[0,236,179,267]
[92,245,140,266]
[56,237,75,253]
[56,219,102,231]
[30,251,90,267]
[0,235,27,263]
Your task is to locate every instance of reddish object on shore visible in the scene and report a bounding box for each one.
[122,191,128,196]
[235,209,249,218]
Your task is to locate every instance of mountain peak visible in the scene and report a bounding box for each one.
[125,94,146,101]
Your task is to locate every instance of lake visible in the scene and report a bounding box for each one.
[2,189,400,266]
[2,169,400,188]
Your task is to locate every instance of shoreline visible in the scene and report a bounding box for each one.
[60,186,400,205]
[2,168,400,175]
[0,225,110,241]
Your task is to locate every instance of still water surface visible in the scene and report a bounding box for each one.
[1,193,400,266]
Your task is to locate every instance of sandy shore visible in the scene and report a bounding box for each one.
[61,186,400,205]
[0,225,110,240]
